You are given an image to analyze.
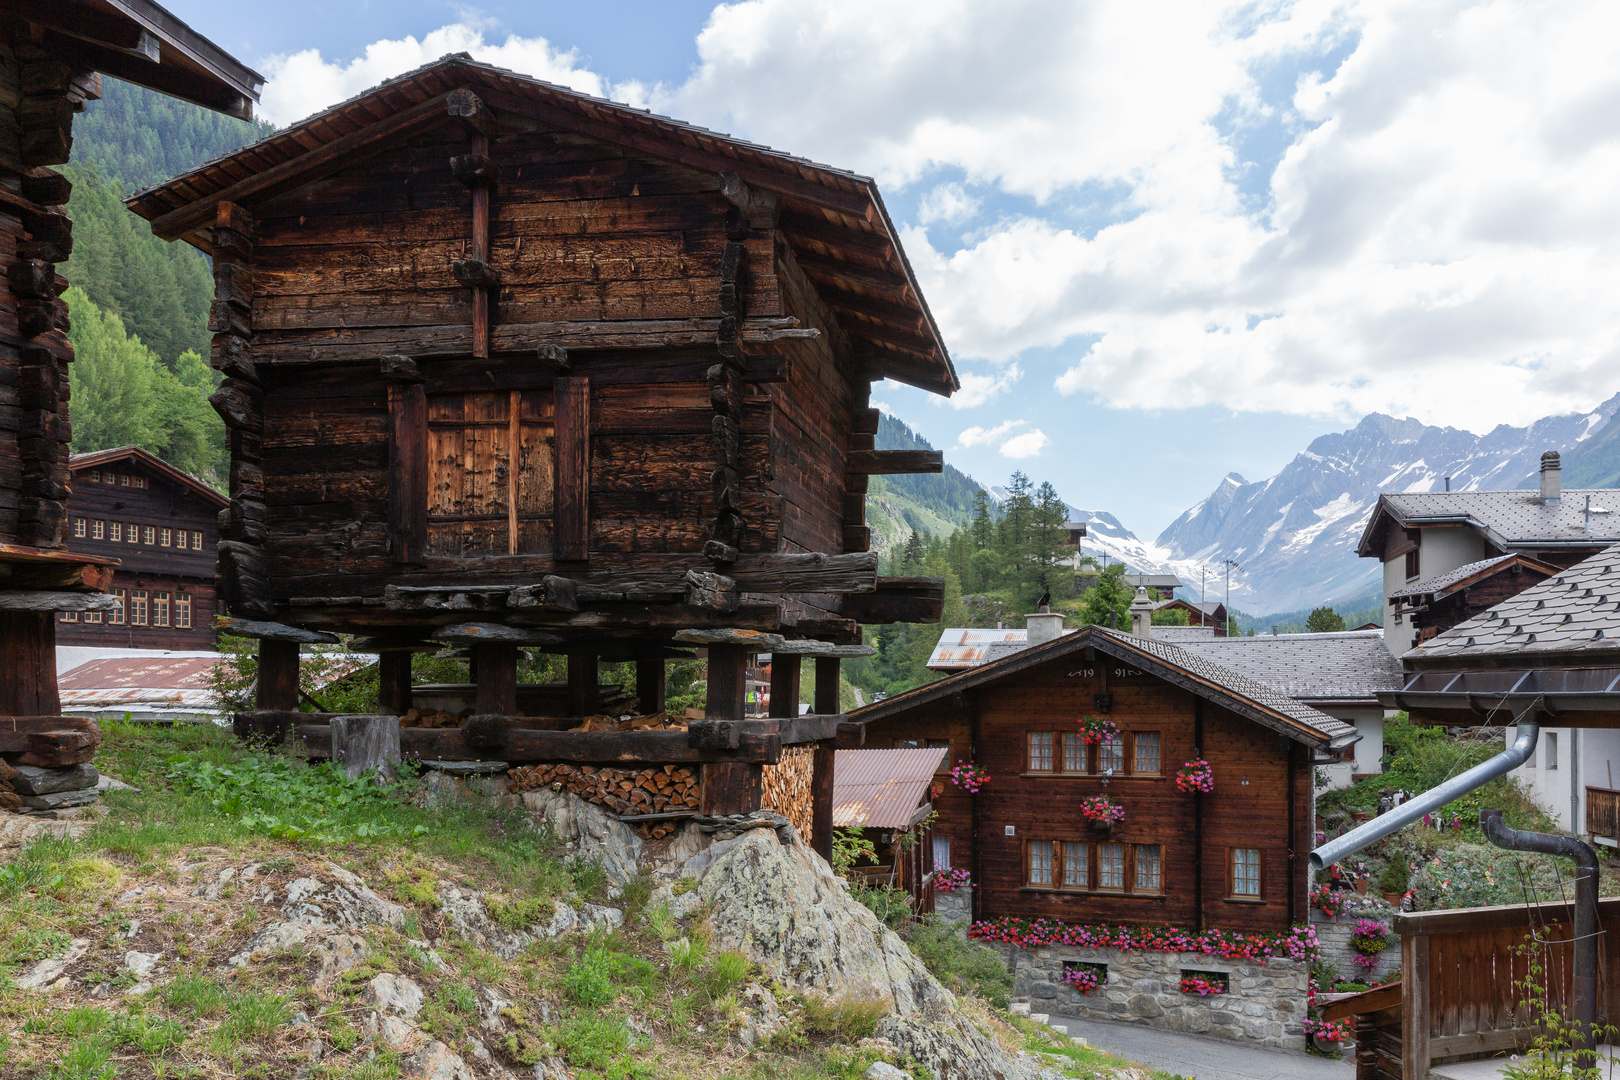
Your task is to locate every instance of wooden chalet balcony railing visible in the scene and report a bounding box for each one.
[1587,786,1620,841]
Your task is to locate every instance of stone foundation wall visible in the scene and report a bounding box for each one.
[934,886,971,923]
[1311,907,1402,983]
[993,942,1309,1049]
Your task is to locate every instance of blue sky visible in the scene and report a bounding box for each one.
[163,1,1620,542]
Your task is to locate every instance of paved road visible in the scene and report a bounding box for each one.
[1044,1013,1356,1080]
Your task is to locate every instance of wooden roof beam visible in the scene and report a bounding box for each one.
[779,212,898,264]
[793,249,913,302]
[42,30,250,119]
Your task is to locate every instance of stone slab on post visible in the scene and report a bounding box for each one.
[635,657,665,714]
[378,650,413,715]
[330,714,402,782]
[0,611,60,716]
[768,653,800,719]
[256,639,300,713]
[474,642,518,716]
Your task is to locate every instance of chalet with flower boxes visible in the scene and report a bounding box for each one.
[850,612,1359,936]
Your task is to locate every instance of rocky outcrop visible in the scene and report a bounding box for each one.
[518,786,643,884]
[434,883,623,960]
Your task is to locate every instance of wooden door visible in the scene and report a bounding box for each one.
[426,389,554,556]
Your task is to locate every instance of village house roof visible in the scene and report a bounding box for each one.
[123,53,957,395]
[69,447,229,509]
[1148,625,1220,643]
[1385,552,1561,603]
[832,747,948,829]
[1407,543,1620,662]
[860,625,1359,751]
[1124,574,1184,592]
[1175,630,1402,706]
[1356,490,1620,558]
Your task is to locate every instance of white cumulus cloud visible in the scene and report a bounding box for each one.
[999,429,1050,458]
[956,419,1026,448]
[947,363,1022,409]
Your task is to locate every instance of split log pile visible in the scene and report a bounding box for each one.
[508,762,700,838]
[398,709,465,729]
[0,717,103,811]
[760,745,814,838]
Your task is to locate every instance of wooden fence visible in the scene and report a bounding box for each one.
[1387,897,1620,1080]
[1587,786,1620,843]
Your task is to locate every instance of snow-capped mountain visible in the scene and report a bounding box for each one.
[1148,395,1620,614]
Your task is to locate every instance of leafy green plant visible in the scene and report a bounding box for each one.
[850,881,913,930]
[486,894,555,930]
[694,950,752,1004]
[900,917,1014,1007]
[166,754,426,845]
[831,829,878,876]
[798,993,890,1041]
[564,948,615,1008]
[1503,935,1619,1080]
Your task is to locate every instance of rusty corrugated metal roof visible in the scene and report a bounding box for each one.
[832,747,947,829]
[927,628,1029,670]
[59,656,222,690]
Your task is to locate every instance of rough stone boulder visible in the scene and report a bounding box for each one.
[693,829,1059,1080]
[518,786,642,884]
[434,884,623,960]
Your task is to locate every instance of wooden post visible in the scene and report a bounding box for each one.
[554,377,590,561]
[814,656,840,716]
[567,652,599,716]
[256,639,300,712]
[378,650,413,715]
[635,657,665,715]
[811,741,835,863]
[470,131,491,358]
[0,612,61,716]
[474,643,518,715]
[706,644,748,722]
[768,653,800,719]
[702,760,763,815]
[1402,933,1432,1080]
[330,715,402,781]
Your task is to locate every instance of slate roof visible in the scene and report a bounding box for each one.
[855,624,1358,749]
[1124,574,1184,591]
[1386,553,1559,602]
[1357,490,1620,557]
[1410,543,1620,660]
[70,447,229,508]
[1176,631,1402,703]
[1149,626,1220,642]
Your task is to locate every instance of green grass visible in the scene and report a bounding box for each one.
[901,916,1016,1007]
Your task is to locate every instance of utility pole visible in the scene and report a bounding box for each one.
[1222,558,1239,636]
[1200,566,1208,606]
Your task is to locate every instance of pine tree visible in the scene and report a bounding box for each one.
[1029,481,1074,601]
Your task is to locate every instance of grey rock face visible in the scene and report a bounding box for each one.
[11,764,98,795]
[20,789,99,810]
[519,786,643,884]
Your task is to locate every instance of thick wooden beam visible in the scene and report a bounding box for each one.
[474,643,518,715]
[811,742,835,863]
[387,381,428,564]
[378,650,413,715]
[636,658,666,715]
[554,377,590,561]
[842,577,945,623]
[701,760,764,815]
[814,657,841,716]
[846,450,943,475]
[768,653,801,719]
[255,639,300,713]
[149,92,457,239]
[0,613,60,716]
[567,652,599,716]
[706,644,749,723]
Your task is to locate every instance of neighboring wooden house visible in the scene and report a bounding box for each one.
[1152,597,1226,634]
[58,448,226,649]
[851,617,1357,933]
[0,4,259,721]
[833,746,947,913]
[1384,552,1558,644]
[1357,452,1620,653]
[122,55,956,836]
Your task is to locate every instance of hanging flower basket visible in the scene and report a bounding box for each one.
[935,868,972,892]
[1310,884,1345,919]
[949,760,990,793]
[1175,759,1215,794]
[1076,716,1119,744]
[1349,919,1390,973]
[1079,795,1125,828]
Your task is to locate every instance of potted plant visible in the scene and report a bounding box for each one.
[1174,759,1215,793]
[949,760,990,793]
[1349,919,1391,978]
[1304,1017,1350,1053]
[1076,715,1119,744]
[1079,795,1124,831]
[1378,859,1409,906]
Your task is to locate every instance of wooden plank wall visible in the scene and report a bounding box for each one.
[249,128,818,599]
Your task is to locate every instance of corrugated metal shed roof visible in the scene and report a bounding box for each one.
[57,656,223,711]
[832,747,947,829]
[928,628,1028,669]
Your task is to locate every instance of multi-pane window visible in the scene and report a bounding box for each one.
[1405,548,1421,580]
[160,528,172,547]
[1063,841,1088,887]
[88,470,100,483]
[191,531,203,549]
[1028,840,1055,886]
[1135,844,1162,892]
[109,522,122,542]
[130,524,141,544]
[1098,735,1126,774]
[153,592,170,627]
[1063,732,1086,771]
[1232,848,1262,898]
[143,526,155,545]
[1027,732,1054,771]
[1097,843,1125,889]
[85,609,102,624]
[109,589,126,625]
[134,476,147,489]
[59,610,77,622]
[72,517,86,538]
[1134,732,1161,774]
[176,593,192,629]
[119,474,130,487]
[92,519,104,540]
[130,590,148,626]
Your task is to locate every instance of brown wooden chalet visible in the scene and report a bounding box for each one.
[851,622,1358,933]
[0,5,259,725]
[123,55,957,842]
[1384,552,1558,645]
[58,447,226,649]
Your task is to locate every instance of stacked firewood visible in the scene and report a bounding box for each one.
[398,708,465,729]
[761,746,814,838]
[508,762,700,838]
[567,712,686,732]
[0,718,102,811]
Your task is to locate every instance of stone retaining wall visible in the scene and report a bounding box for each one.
[993,941,1309,1049]
[1310,906,1402,984]
[934,885,971,923]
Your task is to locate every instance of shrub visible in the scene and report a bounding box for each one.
[850,882,912,930]
[564,949,615,1008]
[901,917,1013,1007]
[799,993,890,1041]
[1378,859,1409,895]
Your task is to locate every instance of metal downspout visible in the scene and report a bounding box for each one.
[1310,717,1540,870]
[1480,809,1600,1063]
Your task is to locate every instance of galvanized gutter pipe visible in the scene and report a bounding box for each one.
[1309,716,1539,870]
[1480,808,1599,1061]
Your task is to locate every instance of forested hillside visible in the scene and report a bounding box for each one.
[58,78,272,486]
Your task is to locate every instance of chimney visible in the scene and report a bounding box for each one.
[1540,451,1562,506]
[1026,609,1065,646]
[1129,586,1154,638]
[1444,476,1451,492]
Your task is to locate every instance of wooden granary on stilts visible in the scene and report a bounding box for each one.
[124,55,958,854]
[0,4,260,783]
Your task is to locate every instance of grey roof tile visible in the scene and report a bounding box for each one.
[1176,631,1402,702]
[1375,490,1620,548]
[1412,543,1620,659]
